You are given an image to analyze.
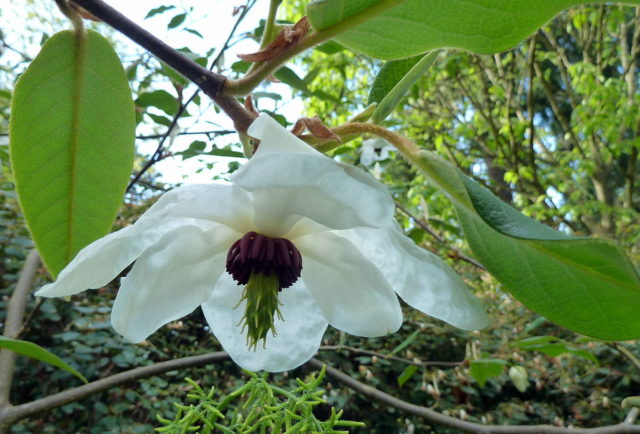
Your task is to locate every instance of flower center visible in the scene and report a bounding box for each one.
[225,232,303,349]
[226,232,302,289]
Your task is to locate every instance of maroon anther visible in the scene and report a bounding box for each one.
[226,232,303,289]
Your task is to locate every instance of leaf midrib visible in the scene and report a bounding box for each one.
[67,31,87,264]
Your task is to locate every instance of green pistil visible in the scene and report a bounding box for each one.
[238,273,283,350]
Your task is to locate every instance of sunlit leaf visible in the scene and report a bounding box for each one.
[369,52,437,123]
[413,151,640,340]
[144,5,175,19]
[10,30,135,276]
[307,0,640,59]
[168,13,187,29]
[136,90,180,116]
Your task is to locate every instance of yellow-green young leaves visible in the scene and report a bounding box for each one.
[306,0,640,59]
[10,30,135,277]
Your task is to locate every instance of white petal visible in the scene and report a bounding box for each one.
[339,227,489,330]
[111,222,238,342]
[140,183,255,234]
[294,231,403,337]
[202,273,328,372]
[36,183,252,298]
[234,156,394,236]
[36,218,198,297]
[233,114,395,236]
[248,113,321,157]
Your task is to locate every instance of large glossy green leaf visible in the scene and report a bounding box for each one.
[10,30,135,277]
[307,0,640,60]
[413,151,640,340]
[0,336,87,383]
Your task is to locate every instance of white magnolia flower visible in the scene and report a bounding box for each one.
[36,114,488,372]
[360,138,393,167]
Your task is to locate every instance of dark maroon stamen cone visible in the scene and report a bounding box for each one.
[226,232,303,289]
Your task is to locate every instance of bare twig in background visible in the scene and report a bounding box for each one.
[70,0,256,135]
[2,345,638,433]
[0,351,230,430]
[125,0,256,191]
[0,250,41,408]
[309,358,640,434]
[135,130,235,140]
[319,345,463,367]
[395,202,486,270]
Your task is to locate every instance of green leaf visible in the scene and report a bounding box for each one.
[469,358,506,387]
[306,0,640,59]
[397,364,418,387]
[144,5,175,19]
[146,113,173,127]
[274,67,340,103]
[369,52,437,123]
[168,13,187,29]
[10,30,135,277]
[275,67,310,93]
[368,56,421,105]
[208,148,245,158]
[136,90,179,116]
[515,336,598,363]
[315,40,345,55]
[389,329,419,356]
[185,28,204,39]
[523,316,547,334]
[232,61,251,73]
[413,151,640,340]
[0,336,87,383]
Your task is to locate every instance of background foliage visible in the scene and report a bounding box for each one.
[1,1,639,432]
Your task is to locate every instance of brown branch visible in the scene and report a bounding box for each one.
[309,358,640,433]
[69,0,256,133]
[124,1,255,192]
[319,345,463,368]
[0,351,230,429]
[0,250,41,409]
[394,202,486,270]
[1,342,638,433]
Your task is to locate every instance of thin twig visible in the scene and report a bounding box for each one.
[15,299,43,339]
[0,250,41,409]
[395,202,486,270]
[70,0,256,133]
[309,358,640,433]
[0,351,230,429]
[125,1,255,191]
[135,130,235,140]
[319,345,463,368]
